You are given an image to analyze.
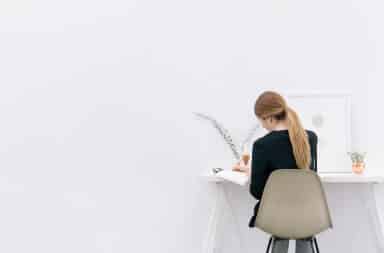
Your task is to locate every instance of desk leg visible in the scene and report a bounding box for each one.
[221,185,245,253]
[365,184,384,252]
[203,183,225,253]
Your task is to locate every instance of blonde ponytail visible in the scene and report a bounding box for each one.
[286,107,311,169]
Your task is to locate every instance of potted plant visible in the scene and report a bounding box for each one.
[347,152,366,174]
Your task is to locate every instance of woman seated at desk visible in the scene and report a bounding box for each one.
[235,91,318,253]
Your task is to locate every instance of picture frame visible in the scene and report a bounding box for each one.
[285,92,352,173]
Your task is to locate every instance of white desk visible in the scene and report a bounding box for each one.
[201,169,384,253]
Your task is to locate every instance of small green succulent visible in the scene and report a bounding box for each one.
[347,152,366,163]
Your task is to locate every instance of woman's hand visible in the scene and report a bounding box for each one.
[232,161,250,175]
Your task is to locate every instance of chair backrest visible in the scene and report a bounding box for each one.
[255,169,332,239]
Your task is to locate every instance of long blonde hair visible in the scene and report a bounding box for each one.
[254,91,311,169]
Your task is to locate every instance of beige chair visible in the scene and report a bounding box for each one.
[255,169,333,253]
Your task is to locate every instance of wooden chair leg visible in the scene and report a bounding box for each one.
[265,236,273,253]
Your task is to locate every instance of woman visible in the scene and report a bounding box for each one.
[238,91,318,253]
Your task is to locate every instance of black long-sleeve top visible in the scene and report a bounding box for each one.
[248,129,318,227]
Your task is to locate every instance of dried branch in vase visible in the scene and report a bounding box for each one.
[194,112,240,160]
[194,112,260,162]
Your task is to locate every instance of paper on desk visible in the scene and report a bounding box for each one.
[216,170,249,186]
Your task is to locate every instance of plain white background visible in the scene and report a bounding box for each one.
[1,0,384,252]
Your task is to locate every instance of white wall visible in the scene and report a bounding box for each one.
[0,0,383,252]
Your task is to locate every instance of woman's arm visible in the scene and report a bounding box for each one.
[249,140,270,200]
[310,132,318,172]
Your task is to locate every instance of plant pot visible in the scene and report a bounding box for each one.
[352,162,365,174]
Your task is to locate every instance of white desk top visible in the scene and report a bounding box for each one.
[319,172,384,183]
[202,168,384,184]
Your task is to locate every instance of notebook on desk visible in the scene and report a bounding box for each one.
[215,170,249,186]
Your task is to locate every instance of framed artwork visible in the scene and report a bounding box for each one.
[286,92,352,173]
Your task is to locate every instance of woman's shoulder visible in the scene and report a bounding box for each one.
[306,130,318,140]
[252,130,285,148]
[251,136,271,154]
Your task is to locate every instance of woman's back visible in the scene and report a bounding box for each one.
[258,129,317,170]
[248,129,318,227]
[250,129,318,199]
